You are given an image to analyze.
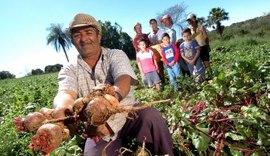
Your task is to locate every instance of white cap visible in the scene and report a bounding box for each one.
[162,14,171,20]
[187,13,196,20]
[161,14,171,23]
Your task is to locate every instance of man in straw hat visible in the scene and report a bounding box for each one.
[53,13,174,156]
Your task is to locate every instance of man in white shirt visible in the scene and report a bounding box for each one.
[161,14,183,46]
[148,18,166,83]
[148,18,165,45]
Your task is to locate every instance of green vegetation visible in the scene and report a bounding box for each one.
[1,15,270,155]
[0,74,58,155]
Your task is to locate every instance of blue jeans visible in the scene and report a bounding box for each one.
[165,62,182,89]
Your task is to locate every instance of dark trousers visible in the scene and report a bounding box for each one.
[179,57,190,76]
[105,107,174,156]
[157,61,165,84]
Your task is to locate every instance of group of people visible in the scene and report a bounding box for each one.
[133,14,211,90]
[51,12,211,156]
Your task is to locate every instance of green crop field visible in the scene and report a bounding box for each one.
[0,40,270,155]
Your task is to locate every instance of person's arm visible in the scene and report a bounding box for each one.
[190,49,200,66]
[53,90,77,118]
[171,29,177,43]
[201,26,209,42]
[201,26,211,52]
[132,37,139,52]
[152,52,159,72]
[154,59,159,70]
[180,52,190,63]
[137,61,144,76]
[136,54,144,77]
[101,75,131,138]
[180,47,191,65]
[110,49,138,87]
[190,41,201,65]
[161,48,169,66]
[192,47,201,62]
[173,43,179,63]
[113,75,131,101]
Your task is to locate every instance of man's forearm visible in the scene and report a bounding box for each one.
[53,90,77,110]
[114,75,131,99]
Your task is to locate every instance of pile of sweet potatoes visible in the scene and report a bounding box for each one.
[13,107,70,154]
[13,84,124,155]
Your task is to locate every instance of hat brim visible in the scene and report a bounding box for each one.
[160,18,167,23]
[70,23,98,30]
[161,15,171,23]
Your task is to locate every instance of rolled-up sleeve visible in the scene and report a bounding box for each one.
[109,50,138,85]
[58,65,78,94]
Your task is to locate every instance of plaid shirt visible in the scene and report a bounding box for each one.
[58,47,138,105]
[57,47,138,140]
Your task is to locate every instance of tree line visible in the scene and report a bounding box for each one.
[30,64,63,76]
[0,64,63,80]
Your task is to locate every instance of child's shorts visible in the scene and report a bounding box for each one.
[144,71,161,87]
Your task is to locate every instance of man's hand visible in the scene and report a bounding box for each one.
[83,123,113,142]
[189,59,195,66]
[51,107,73,119]
[96,123,113,137]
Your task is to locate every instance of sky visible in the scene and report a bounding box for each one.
[0,0,269,78]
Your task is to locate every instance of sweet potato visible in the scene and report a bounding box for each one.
[14,112,46,132]
[24,112,46,131]
[85,96,119,126]
[92,83,116,97]
[72,84,119,123]
[73,97,90,114]
[104,94,119,107]
[39,107,54,120]
[13,117,26,131]
[28,123,70,154]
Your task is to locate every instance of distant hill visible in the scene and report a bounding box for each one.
[209,14,270,41]
[229,14,270,31]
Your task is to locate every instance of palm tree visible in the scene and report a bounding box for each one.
[46,23,71,62]
[197,17,207,27]
[207,7,229,39]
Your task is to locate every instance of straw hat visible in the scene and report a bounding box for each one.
[68,13,102,35]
